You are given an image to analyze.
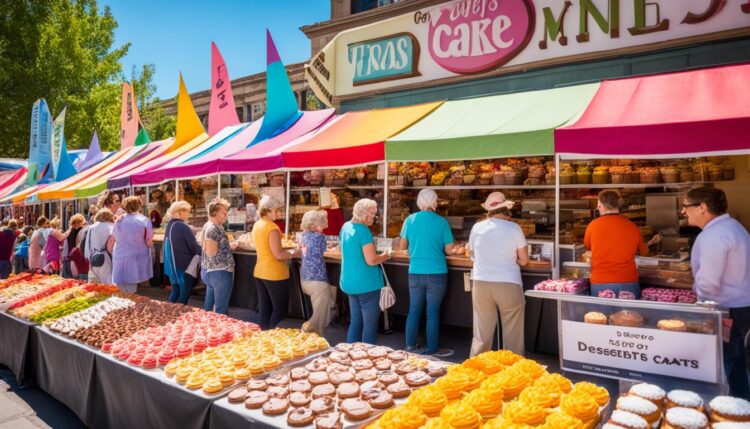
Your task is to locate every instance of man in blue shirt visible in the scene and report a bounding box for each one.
[684,186,750,399]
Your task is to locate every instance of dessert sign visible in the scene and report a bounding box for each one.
[560,320,720,384]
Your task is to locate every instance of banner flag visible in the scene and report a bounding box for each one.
[120,82,141,150]
[170,73,205,152]
[50,106,67,179]
[208,42,240,136]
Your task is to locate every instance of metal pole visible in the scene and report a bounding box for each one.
[554,154,561,279]
[382,162,388,238]
[175,180,180,201]
[285,171,291,236]
[217,173,222,199]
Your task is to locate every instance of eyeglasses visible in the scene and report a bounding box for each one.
[681,202,700,210]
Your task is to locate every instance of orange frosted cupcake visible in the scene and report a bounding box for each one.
[561,392,600,428]
[571,381,610,406]
[491,350,524,366]
[495,370,533,400]
[464,388,503,419]
[435,375,466,400]
[542,411,585,429]
[445,366,486,392]
[407,386,448,417]
[534,373,573,393]
[462,352,505,375]
[482,418,533,429]
[519,385,562,409]
[422,417,456,429]
[376,405,428,429]
[479,376,505,401]
[509,359,547,380]
[502,400,548,426]
[440,401,482,429]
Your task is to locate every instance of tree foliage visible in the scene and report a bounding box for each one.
[0,0,128,156]
[131,63,176,142]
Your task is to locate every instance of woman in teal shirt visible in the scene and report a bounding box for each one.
[339,198,390,344]
[399,189,454,357]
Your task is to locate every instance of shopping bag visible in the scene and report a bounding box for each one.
[379,264,395,311]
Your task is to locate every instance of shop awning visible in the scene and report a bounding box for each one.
[0,168,27,199]
[218,109,337,174]
[281,102,442,169]
[386,84,599,161]
[555,63,750,159]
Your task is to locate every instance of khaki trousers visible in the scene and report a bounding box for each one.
[470,280,525,357]
[301,280,332,336]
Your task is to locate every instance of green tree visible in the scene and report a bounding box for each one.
[0,0,128,156]
[130,63,176,142]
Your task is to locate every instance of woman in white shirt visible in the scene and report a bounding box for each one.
[468,192,528,357]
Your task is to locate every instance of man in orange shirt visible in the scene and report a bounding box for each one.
[584,190,659,299]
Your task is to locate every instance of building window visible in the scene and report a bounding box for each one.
[303,90,326,111]
[251,101,266,121]
[236,107,244,122]
[351,0,377,14]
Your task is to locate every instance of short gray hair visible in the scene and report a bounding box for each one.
[301,210,328,231]
[207,198,230,217]
[416,189,438,211]
[352,198,377,223]
[167,201,192,219]
[259,195,283,216]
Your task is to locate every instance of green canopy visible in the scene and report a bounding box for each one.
[385,83,600,161]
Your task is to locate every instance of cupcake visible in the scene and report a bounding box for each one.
[502,400,548,426]
[561,391,600,428]
[629,383,666,409]
[572,382,610,407]
[666,390,704,411]
[616,395,661,427]
[709,396,750,422]
[608,410,649,429]
[663,407,709,429]
[576,166,592,184]
[542,411,584,429]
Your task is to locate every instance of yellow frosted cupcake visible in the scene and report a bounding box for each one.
[247,358,264,374]
[262,355,281,371]
[571,381,610,407]
[495,371,533,400]
[234,367,251,381]
[482,418,533,429]
[560,392,599,428]
[491,350,523,366]
[519,385,562,409]
[464,388,503,419]
[175,367,194,384]
[446,366,485,392]
[164,361,180,378]
[202,378,224,394]
[509,359,547,380]
[291,344,307,358]
[440,402,482,429]
[502,400,548,426]
[462,353,505,375]
[479,376,505,401]
[533,373,572,393]
[380,405,428,429]
[541,411,584,429]
[276,347,293,361]
[422,417,456,429]
[407,385,448,417]
[218,370,235,387]
[435,375,466,400]
[185,373,206,390]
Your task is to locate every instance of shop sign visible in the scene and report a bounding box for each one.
[306,0,750,106]
[348,33,421,85]
[560,320,720,383]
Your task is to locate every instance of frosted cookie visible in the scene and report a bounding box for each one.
[616,395,661,426]
[667,390,703,411]
[710,396,750,422]
[608,410,648,429]
[629,383,666,408]
[663,406,709,429]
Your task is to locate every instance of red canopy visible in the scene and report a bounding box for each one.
[555,63,750,158]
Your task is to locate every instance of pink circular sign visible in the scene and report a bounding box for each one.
[428,0,535,74]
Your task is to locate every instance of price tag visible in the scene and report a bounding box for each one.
[319,188,332,208]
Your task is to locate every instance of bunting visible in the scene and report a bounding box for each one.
[170,73,205,152]
[208,42,240,136]
[78,131,104,171]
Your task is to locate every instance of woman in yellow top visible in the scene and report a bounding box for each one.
[252,196,295,329]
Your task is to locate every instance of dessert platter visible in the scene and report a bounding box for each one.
[213,342,452,428]
[369,349,610,429]
[583,309,717,334]
[160,328,330,399]
[603,382,750,429]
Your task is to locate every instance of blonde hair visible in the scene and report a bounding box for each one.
[122,196,143,214]
[259,195,283,217]
[69,214,86,228]
[94,208,114,223]
[352,198,377,223]
[207,198,230,217]
[49,218,62,229]
[301,210,328,232]
[167,201,192,220]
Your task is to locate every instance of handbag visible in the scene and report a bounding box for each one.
[379,264,396,311]
[88,228,109,268]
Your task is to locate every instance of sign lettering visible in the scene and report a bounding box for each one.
[348,33,420,85]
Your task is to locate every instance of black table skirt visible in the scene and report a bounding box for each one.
[209,399,277,429]
[0,311,37,386]
[32,327,97,424]
[91,353,213,429]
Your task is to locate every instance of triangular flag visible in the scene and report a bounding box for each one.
[208,42,240,136]
[252,30,301,145]
[170,73,205,152]
[36,162,53,184]
[120,82,141,150]
[78,131,104,171]
[134,127,151,146]
[27,99,53,186]
[50,106,67,179]
[55,136,78,181]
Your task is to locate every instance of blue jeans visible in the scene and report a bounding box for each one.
[590,282,641,299]
[406,273,447,354]
[725,307,750,400]
[347,290,381,344]
[202,270,233,315]
[0,260,11,279]
[169,273,196,305]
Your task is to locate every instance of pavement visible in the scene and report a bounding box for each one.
[0,285,624,428]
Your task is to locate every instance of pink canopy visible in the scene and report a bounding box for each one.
[555,63,750,158]
[131,109,336,184]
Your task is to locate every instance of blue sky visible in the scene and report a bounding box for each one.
[104,0,330,100]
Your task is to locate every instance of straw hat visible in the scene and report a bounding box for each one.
[481,192,514,211]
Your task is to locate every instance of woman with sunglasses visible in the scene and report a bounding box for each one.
[584,189,660,299]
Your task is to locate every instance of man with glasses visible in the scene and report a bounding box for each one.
[683,186,750,399]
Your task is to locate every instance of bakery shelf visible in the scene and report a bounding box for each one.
[559,182,705,189]
[389,185,555,190]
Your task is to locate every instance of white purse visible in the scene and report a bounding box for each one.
[379,264,396,311]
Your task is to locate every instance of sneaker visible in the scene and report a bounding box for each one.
[406,346,427,354]
[424,348,454,358]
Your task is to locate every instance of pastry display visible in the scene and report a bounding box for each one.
[657,319,688,332]
[607,409,648,429]
[584,311,608,325]
[609,310,645,327]
[667,389,704,411]
[533,278,588,294]
[709,396,750,423]
[616,395,661,426]
[663,407,709,429]
[629,383,666,408]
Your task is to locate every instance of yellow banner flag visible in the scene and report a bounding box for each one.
[170,73,205,153]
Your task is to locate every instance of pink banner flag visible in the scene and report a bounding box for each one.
[120,82,141,149]
[208,42,240,136]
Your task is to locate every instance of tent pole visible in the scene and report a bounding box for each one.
[285,172,291,236]
[554,154,561,279]
[382,162,388,238]
[217,173,222,199]
[175,180,180,201]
